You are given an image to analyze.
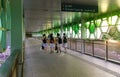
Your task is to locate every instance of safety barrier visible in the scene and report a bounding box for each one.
[68,39,120,64]
[0,50,23,77]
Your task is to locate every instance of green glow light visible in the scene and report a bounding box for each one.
[89,22,95,33]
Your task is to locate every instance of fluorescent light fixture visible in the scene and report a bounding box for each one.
[99,0,109,13]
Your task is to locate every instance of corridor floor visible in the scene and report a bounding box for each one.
[23,38,118,77]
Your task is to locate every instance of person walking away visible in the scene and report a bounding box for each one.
[56,33,62,53]
[42,34,47,50]
[63,33,67,53]
[49,33,55,53]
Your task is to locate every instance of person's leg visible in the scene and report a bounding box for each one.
[59,44,62,53]
[65,43,67,53]
[44,43,47,51]
[50,43,53,53]
[56,44,59,53]
[57,44,60,53]
[64,43,67,53]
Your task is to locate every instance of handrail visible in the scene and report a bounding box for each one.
[0,50,20,77]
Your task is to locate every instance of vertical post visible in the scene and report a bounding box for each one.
[81,13,86,53]
[75,39,77,51]
[60,0,63,37]
[60,12,63,36]
[92,40,94,56]
[83,39,85,53]
[106,40,108,60]
[50,0,53,35]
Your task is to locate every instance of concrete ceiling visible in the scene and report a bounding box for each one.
[24,0,120,33]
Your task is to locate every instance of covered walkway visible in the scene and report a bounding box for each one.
[23,38,120,77]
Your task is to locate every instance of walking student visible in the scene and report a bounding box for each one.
[63,33,67,53]
[42,34,47,50]
[49,33,55,53]
[56,33,62,53]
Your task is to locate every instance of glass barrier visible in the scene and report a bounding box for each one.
[108,41,120,63]
[70,39,76,50]
[67,39,71,49]
[67,39,120,64]
[0,46,11,67]
[76,39,83,52]
[94,40,106,59]
[84,40,93,55]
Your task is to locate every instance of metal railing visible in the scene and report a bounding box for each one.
[68,38,120,64]
[0,50,23,77]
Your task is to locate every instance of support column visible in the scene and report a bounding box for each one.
[6,1,11,48]
[10,0,23,77]
[1,10,7,50]
[81,16,86,39]
[81,13,86,53]
[10,0,23,52]
[60,0,63,37]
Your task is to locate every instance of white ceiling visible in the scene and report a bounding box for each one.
[24,0,120,33]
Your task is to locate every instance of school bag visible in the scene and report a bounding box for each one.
[58,37,62,44]
[63,36,67,43]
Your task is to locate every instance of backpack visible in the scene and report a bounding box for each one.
[43,37,46,43]
[63,36,67,43]
[50,36,54,43]
[41,45,44,50]
[58,37,62,44]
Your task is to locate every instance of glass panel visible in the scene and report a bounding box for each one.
[85,22,90,29]
[90,34,95,39]
[76,39,83,52]
[71,39,76,50]
[67,39,71,49]
[94,40,106,59]
[101,19,108,27]
[86,29,90,38]
[95,19,101,27]
[78,24,81,38]
[108,40,120,63]
[85,40,93,55]
[117,25,120,32]
[75,34,78,38]
[72,31,75,38]
[70,27,72,34]
[101,26,109,33]
[112,16,118,25]
[67,25,70,31]
[94,28,101,39]
[67,31,70,38]
[78,29,81,38]
[116,18,120,25]
[108,15,118,25]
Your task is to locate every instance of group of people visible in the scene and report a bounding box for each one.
[42,33,67,53]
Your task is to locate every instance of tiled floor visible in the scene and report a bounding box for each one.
[23,38,120,77]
